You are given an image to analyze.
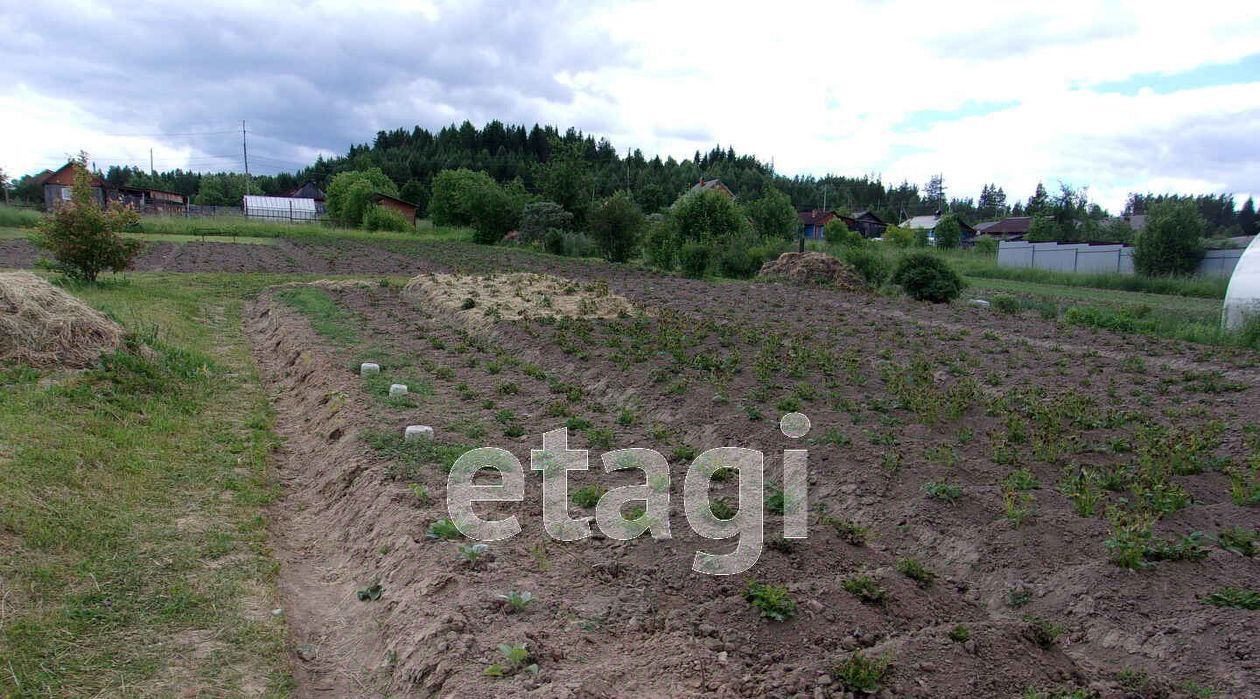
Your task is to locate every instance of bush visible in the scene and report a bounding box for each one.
[883,225,914,248]
[934,214,962,249]
[467,180,523,245]
[715,239,762,279]
[974,235,999,255]
[361,204,412,232]
[741,188,798,239]
[841,245,892,287]
[36,159,142,282]
[325,168,399,227]
[679,241,711,278]
[588,191,645,263]
[544,229,565,255]
[891,252,965,303]
[644,222,676,270]
[544,230,595,258]
[1025,215,1061,242]
[824,219,863,246]
[670,189,749,242]
[1134,200,1205,276]
[429,168,496,227]
[519,201,572,245]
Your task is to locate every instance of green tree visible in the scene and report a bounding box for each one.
[669,189,749,242]
[429,168,496,226]
[399,179,429,216]
[824,219,862,246]
[325,168,398,226]
[194,173,263,206]
[466,178,525,245]
[742,187,798,239]
[540,140,594,225]
[519,201,572,245]
[883,225,914,248]
[588,191,644,263]
[934,214,962,249]
[1025,215,1061,242]
[1239,197,1258,236]
[1134,200,1204,276]
[36,157,141,282]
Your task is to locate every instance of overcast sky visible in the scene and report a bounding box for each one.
[3,0,1259,211]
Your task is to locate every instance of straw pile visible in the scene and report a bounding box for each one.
[0,271,123,368]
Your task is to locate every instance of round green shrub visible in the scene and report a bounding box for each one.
[891,252,965,303]
[544,229,565,255]
[974,236,999,255]
[716,242,760,278]
[361,204,412,232]
[679,241,711,278]
[841,246,892,287]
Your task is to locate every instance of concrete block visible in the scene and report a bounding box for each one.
[405,425,434,441]
[389,384,408,397]
[360,362,380,376]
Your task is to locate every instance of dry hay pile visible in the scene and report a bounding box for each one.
[758,251,867,291]
[403,272,637,323]
[0,271,123,368]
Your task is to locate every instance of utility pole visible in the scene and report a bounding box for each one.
[150,148,155,176]
[241,119,250,195]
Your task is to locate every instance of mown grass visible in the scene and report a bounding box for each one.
[275,285,360,344]
[0,274,295,696]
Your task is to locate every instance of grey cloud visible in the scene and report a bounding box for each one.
[1,1,632,171]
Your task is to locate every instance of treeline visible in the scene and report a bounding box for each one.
[6,120,1259,239]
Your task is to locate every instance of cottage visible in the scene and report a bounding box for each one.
[900,214,978,246]
[286,181,326,202]
[371,193,419,226]
[36,162,104,210]
[799,209,840,240]
[687,178,735,200]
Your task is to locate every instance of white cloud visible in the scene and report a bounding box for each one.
[2,0,1259,211]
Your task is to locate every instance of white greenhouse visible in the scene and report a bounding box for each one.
[242,195,321,224]
[1222,233,1260,331]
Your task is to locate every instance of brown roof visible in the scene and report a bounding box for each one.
[371,193,418,209]
[983,216,1033,235]
[798,209,837,226]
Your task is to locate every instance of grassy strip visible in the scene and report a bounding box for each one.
[138,215,472,244]
[275,285,360,344]
[0,274,293,696]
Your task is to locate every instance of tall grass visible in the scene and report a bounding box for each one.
[136,214,471,243]
[0,205,41,228]
[806,240,1229,299]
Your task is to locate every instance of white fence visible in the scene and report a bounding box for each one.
[997,241,1244,277]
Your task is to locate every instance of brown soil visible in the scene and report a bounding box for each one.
[758,252,867,291]
[246,260,1259,697]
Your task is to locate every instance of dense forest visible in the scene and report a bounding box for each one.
[7,120,1258,238]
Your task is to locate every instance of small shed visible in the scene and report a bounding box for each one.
[242,195,320,223]
[111,186,187,214]
[843,210,888,239]
[371,193,419,226]
[37,162,104,210]
[980,216,1033,241]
